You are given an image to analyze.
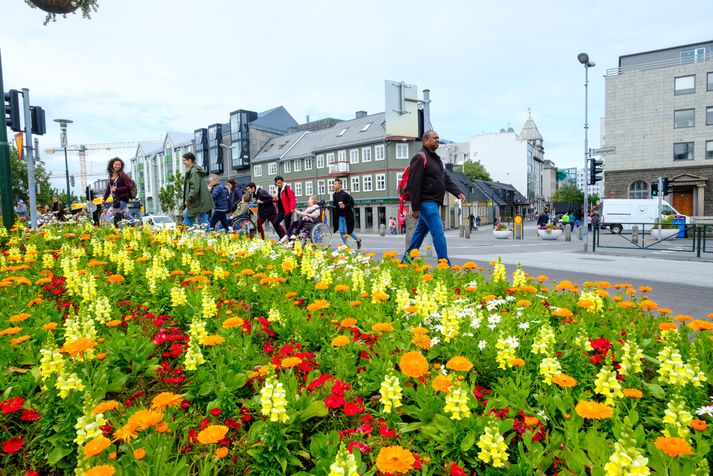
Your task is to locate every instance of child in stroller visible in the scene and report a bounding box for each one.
[278,195,320,243]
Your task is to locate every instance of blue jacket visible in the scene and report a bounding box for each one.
[210,183,229,212]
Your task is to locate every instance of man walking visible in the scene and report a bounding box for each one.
[331,178,362,249]
[181,152,213,227]
[274,176,296,232]
[402,130,465,265]
[245,182,286,240]
[208,174,231,232]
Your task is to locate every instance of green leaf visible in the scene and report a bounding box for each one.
[198,381,214,396]
[47,444,73,465]
[300,400,328,420]
[643,383,666,400]
[460,431,476,452]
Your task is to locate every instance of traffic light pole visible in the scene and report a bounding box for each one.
[22,89,38,229]
[657,177,663,225]
[581,62,590,252]
[0,50,15,229]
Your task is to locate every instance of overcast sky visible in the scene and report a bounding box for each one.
[2,0,711,195]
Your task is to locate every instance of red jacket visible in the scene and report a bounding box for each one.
[276,185,296,214]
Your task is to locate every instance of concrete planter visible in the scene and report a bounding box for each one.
[492,230,512,239]
[538,229,562,240]
[652,228,678,240]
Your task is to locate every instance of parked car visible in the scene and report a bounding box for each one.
[141,215,176,231]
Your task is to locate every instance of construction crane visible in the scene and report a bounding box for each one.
[44,142,141,190]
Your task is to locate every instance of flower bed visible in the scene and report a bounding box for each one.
[0,223,711,475]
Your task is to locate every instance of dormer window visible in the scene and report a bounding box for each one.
[337,128,348,137]
[360,122,372,132]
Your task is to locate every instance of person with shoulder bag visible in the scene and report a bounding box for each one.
[101,157,135,225]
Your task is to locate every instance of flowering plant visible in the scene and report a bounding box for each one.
[494,223,511,231]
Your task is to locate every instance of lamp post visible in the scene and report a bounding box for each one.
[54,118,73,207]
[577,53,595,251]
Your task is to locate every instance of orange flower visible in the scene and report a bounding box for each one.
[376,445,415,474]
[197,425,228,444]
[107,275,124,284]
[623,388,643,398]
[411,334,431,350]
[60,338,97,357]
[403,305,419,314]
[106,320,122,328]
[280,357,303,369]
[409,249,420,259]
[510,358,525,367]
[84,436,111,457]
[688,320,713,331]
[133,448,146,460]
[516,299,531,307]
[577,299,594,309]
[334,284,350,292]
[431,374,452,393]
[537,275,548,283]
[659,323,678,332]
[127,409,164,431]
[155,422,169,433]
[93,401,120,415]
[674,314,693,323]
[574,401,614,419]
[372,322,394,333]
[551,308,573,318]
[29,298,44,308]
[554,280,575,291]
[639,300,658,310]
[523,416,540,426]
[658,307,672,314]
[315,281,329,290]
[653,437,693,457]
[222,317,245,328]
[200,335,225,346]
[9,313,30,323]
[339,318,357,328]
[85,465,116,476]
[96,352,107,361]
[383,251,399,259]
[11,335,30,345]
[552,374,577,388]
[306,299,330,312]
[284,292,298,299]
[114,424,139,443]
[151,392,183,411]
[446,356,473,372]
[331,335,350,347]
[399,351,429,378]
[618,301,636,309]
[639,285,653,292]
[597,281,611,289]
[214,447,229,459]
[349,300,361,307]
[371,291,389,302]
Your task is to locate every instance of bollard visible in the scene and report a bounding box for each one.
[459,225,464,237]
[631,225,639,246]
[564,226,571,242]
[379,224,386,237]
[464,226,470,239]
[405,214,418,251]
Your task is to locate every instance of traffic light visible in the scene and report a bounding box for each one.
[651,180,659,197]
[661,177,674,195]
[4,89,21,132]
[30,106,46,135]
[588,158,604,185]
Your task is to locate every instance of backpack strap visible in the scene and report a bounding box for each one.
[417,150,427,167]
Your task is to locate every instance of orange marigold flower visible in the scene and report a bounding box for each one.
[552,308,574,318]
[431,374,453,393]
[11,335,30,345]
[339,318,357,328]
[690,419,707,431]
[133,448,146,460]
[349,300,361,307]
[284,292,298,299]
[688,320,713,331]
[151,392,183,411]
[85,465,116,476]
[60,338,97,357]
[524,416,540,426]
[280,357,303,369]
[376,445,416,474]
[170,270,185,276]
[625,288,637,295]
[597,281,611,289]
[334,284,350,292]
[639,285,653,292]
[411,334,431,349]
[577,299,595,309]
[127,409,164,431]
[84,436,111,457]
[200,335,225,346]
[404,305,419,314]
[639,300,658,310]
[510,358,525,366]
[93,400,120,414]
[553,374,577,388]
[516,299,531,307]
[315,281,329,290]
[596,289,609,298]
[222,317,245,328]
[114,424,139,443]
[537,275,548,283]
[659,323,678,332]
[658,307,672,314]
[623,388,643,398]
[519,285,538,293]
[422,274,433,281]
[674,315,693,323]
[446,356,473,372]
[618,301,636,309]
[306,299,330,311]
[197,425,229,444]
[411,326,429,336]
[332,335,350,347]
[27,298,43,307]
[574,401,614,419]
[482,294,496,302]
[214,447,229,459]
[106,320,122,328]
[409,249,420,259]
[107,275,124,284]
[42,322,58,331]
[155,422,169,433]
[399,351,429,378]
[371,290,389,302]
[9,313,31,322]
[554,280,575,291]
[240,269,255,276]
[96,352,107,360]
[372,322,394,333]
[653,437,693,457]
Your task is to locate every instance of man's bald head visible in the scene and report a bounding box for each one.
[422,130,440,151]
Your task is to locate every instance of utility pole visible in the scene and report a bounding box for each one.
[0,50,14,229]
[22,89,38,228]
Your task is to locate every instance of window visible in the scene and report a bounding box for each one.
[396,172,404,185]
[327,179,334,192]
[317,180,326,195]
[268,162,277,175]
[337,150,346,163]
[254,164,263,177]
[674,75,695,95]
[708,72,713,91]
[396,143,409,159]
[681,47,706,64]
[707,106,713,125]
[674,142,694,161]
[628,180,649,199]
[350,176,360,193]
[305,181,313,195]
[362,147,372,162]
[305,157,313,170]
[360,122,372,132]
[706,141,713,160]
[674,109,695,128]
[375,144,385,161]
[283,161,291,173]
[316,154,324,169]
[376,173,386,191]
[326,153,335,165]
[294,159,301,172]
[294,182,302,197]
[363,175,373,192]
[349,149,359,164]
[337,127,348,137]
[268,185,277,196]
[365,207,373,228]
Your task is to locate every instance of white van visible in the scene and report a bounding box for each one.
[600,199,688,234]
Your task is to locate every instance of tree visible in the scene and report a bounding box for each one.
[459,160,492,181]
[158,171,184,219]
[10,146,53,207]
[551,183,584,205]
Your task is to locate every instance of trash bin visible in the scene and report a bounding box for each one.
[673,217,686,238]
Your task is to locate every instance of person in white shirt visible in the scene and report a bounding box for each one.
[279,195,321,242]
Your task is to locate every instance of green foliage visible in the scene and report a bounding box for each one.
[9,146,53,206]
[551,183,584,205]
[158,171,184,218]
[459,160,492,181]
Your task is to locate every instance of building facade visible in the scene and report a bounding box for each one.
[603,40,713,216]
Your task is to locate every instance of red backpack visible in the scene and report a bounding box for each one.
[397,151,427,202]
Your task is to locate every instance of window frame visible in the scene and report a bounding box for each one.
[317,180,326,195]
[362,174,373,192]
[628,180,649,199]
[375,144,385,161]
[254,164,263,177]
[305,157,313,170]
[706,140,713,160]
[375,173,386,191]
[349,149,359,164]
[708,72,713,92]
[326,152,335,165]
[316,154,324,169]
[707,106,713,126]
[305,180,313,195]
[350,176,360,193]
[283,161,291,173]
[294,159,301,172]
[268,162,277,175]
[674,108,695,128]
[294,182,302,197]
[673,142,695,161]
[396,143,409,159]
[361,147,372,163]
[674,75,696,95]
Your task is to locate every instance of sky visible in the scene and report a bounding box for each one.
[2,0,711,196]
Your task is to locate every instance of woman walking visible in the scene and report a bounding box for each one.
[101,157,135,225]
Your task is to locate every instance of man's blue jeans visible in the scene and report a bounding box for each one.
[183,209,209,227]
[338,216,359,244]
[402,201,449,264]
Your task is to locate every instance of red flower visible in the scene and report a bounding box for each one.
[307,373,333,392]
[346,441,371,454]
[2,437,24,454]
[449,462,468,476]
[210,408,222,417]
[20,409,41,421]
[224,418,241,430]
[325,394,345,409]
[0,397,24,414]
[379,423,397,437]
[343,401,363,416]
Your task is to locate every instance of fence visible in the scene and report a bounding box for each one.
[592,223,712,258]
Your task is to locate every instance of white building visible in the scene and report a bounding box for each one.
[575,168,603,197]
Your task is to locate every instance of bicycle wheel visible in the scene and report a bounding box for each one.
[235,218,256,238]
[310,223,333,248]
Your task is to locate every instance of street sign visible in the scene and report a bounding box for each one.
[591,147,616,155]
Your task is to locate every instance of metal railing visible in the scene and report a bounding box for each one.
[592,223,711,258]
[606,53,712,76]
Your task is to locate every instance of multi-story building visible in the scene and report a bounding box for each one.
[575,168,602,197]
[470,113,548,212]
[603,40,713,216]
[559,167,578,186]
[251,111,421,232]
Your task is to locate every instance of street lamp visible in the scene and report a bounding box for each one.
[577,53,595,251]
[54,118,73,207]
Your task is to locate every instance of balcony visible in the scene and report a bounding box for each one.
[606,52,712,76]
[328,161,350,176]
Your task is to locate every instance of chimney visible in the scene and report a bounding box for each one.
[306,115,310,124]
[355,110,367,119]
